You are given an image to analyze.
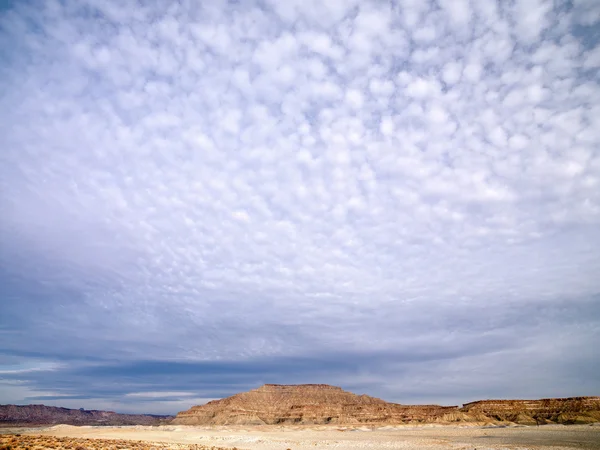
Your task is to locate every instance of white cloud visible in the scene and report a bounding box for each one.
[379,116,394,136]
[405,77,441,98]
[462,62,482,82]
[438,0,472,28]
[0,362,64,375]
[442,61,462,85]
[345,89,365,109]
[513,0,552,43]
[125,391,197,398]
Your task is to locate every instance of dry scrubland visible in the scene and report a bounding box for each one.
[0,434,229,450]
[2,424,600,450]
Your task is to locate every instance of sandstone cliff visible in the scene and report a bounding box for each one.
[460,396,600,425]
[172,384,460,425]
[173,385,600,426]
[0,404,172,426]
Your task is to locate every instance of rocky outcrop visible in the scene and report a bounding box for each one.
[7,389,597,427]
[0,404,173,426]
[172,384,460,425]
[173,385,600,426]
[460,397,600,425]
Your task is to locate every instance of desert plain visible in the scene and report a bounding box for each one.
[2,423,600,450]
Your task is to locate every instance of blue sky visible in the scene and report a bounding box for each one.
[1,0,599,415]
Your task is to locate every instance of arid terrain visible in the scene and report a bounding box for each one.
[4,385,599,428]
[2,423,600,450]
[2,385,599,449]
[0,432,229,450]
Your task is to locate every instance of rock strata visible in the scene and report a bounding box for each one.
[172,384,459,425]
[460,397,600,425]
[173,385,600,426]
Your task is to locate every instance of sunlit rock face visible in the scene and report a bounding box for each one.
[460,397,600,425]
[173,385,600,426]
[172,384,459,425]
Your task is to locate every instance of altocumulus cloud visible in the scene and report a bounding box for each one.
[1,0,599,414]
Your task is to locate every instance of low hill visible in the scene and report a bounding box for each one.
[460,397,600,425]
[0,404,172,426]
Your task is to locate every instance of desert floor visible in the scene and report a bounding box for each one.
[2,424,600,450]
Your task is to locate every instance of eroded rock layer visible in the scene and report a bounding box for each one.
[460,397,600,425]
[172,384,459,425]
[173,385,600,426]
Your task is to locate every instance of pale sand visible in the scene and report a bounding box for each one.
[4,424,600,450]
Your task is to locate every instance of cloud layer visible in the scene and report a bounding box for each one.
[1,0,599,413]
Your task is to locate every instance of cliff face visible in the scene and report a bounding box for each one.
[172,384,460,425]
[0,404,172,426]
[173,385,600,426]
[460,397,600,425]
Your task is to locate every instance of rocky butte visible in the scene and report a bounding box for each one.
[173,384,466,425]
[172,384,600,426]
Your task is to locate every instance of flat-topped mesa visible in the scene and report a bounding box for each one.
[172,384,460,425]
[460,396,600,425]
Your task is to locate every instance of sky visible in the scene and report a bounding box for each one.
[0,0,599,415]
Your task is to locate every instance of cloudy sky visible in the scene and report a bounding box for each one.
[1,0,599,415]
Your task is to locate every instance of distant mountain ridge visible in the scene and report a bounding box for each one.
[172,384,600,426]
[0,404,173,426]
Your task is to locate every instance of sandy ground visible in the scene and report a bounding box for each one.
[2,424,599,450]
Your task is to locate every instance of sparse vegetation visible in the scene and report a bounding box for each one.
[0,436,232,450]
